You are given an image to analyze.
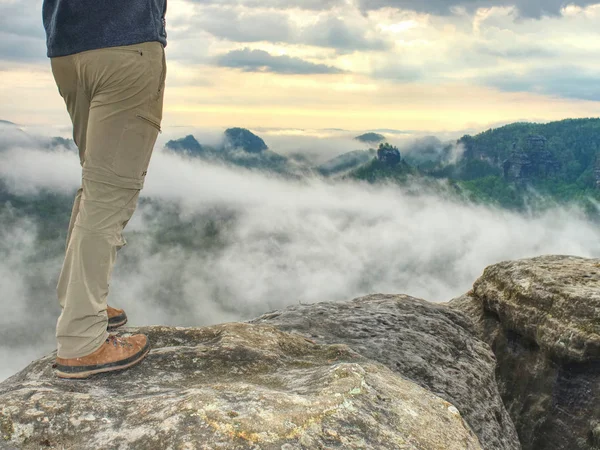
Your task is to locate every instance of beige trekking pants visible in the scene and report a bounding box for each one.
[51,41,166,359]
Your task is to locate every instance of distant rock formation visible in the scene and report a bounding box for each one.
[164,131,291,174]
[376,143,401,167]
[47,137,77,152]
[503,135,560,183]
[224,128,268,153]
[526,135,546,152]
[354,132,385,144]
[165,134,204,155]
[451,255,600,450]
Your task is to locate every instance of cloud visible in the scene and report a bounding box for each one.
[371,61,424,82]
[357,0,600,19]
[481,65,600,101]
[0,0,47,62]
[473,42,556,59]
[188,0,345,10]
[185,6,391,54]
[0,146,80,195]
[0,121,40,151]
[214,48,346,74]
[0,208,63,381]
[2,136,600,381]
[0,0,45,40]
[189,0,600,18]
[245,128,392,165]
[194,8,293,43]
[361,6,600,101]
[0,34,47,62]
[299,16,391,52]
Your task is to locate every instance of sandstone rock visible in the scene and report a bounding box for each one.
[250,294,520,450]
[461,255,600,362]
[165,134,205,156]
[502,135,560,183]
[0,322,481,449]
[450,255,600,450]
[224,128,268,154]
[376,143,401,166]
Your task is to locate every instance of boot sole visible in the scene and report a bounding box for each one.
[107,317,128,330]
[55,341,150,380]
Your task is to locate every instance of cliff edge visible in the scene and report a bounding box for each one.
[451,255,600,450]
[2,254,598,449]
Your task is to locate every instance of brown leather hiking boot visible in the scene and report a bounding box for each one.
[107,305,128,330]
[55,334,150,379]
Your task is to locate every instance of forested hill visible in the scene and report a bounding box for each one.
[460,118,600,161]
[456,118,600,185]
[347,118,600,221]
[2,118,600,230]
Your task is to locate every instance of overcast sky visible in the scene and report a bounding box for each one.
[1,0,600,135]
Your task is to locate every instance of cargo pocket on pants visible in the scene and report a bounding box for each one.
[136,114,161,133]
[111,114,160,185]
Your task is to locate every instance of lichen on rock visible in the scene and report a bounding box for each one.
[251,293,520,450]
[0,322,481,449]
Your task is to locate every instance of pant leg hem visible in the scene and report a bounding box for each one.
[57,329,110,360]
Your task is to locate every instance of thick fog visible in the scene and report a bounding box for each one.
[1,130,600,381]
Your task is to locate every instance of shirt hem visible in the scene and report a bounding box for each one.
[47,36,167,58]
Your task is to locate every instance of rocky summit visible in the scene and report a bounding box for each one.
[1,254,599,449]
[250,294,519,450]
[1,323,480,449]
[451,255,600,450]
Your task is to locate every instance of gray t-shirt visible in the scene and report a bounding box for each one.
[42,0,167,58]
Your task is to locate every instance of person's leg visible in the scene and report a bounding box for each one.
[50,55,89,251]
[51,57,132,333]
[53,41,166,359]
[56,180,140,357]
[65,188,83,250]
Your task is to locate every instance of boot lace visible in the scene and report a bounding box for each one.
[106,335,133,349]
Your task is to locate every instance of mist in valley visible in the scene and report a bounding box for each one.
[1,129,600,381]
